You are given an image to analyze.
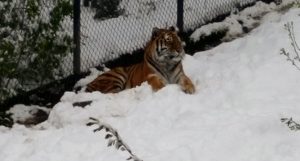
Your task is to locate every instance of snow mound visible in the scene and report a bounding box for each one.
[1,7,300,161]
[8,105,50,125]
[190,1,295,42]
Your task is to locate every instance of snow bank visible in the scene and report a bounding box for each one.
[8,105,50,125]
[1,7,300,161]
[190,1,280,42]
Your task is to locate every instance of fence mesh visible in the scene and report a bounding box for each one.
[80,0,177,71]
[1,0,279,104]
[79,0,260,72]
[184,0,257,30]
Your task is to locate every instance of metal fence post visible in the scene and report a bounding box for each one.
[177,0,184,32]
[73,0,81,75]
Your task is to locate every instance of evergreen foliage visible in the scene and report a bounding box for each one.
[0,0,72,103]
[84,0,124,20]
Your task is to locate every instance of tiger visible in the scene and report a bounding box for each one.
[86,26,195,94]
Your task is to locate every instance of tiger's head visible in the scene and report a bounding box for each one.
[146,26,185,65]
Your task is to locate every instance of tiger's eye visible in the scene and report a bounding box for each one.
[166,36,172,42]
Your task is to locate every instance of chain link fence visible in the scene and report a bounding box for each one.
[78,0,277,72]
[79,0,177,72]
[184,0,256,30]
[1,0,279,106]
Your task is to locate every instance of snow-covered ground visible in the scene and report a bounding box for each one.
[190,1,278,42]
[1,5,300,161]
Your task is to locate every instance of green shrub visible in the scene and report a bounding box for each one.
[90,0,124,20]
[0,0,72,103]
[0,111,13,128]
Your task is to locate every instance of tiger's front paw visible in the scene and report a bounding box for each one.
[181,82,195,94]
[147,74,166,92]
[179,76,196,94]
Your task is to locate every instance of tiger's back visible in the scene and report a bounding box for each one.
[86,26,195,94]
[86,62,145,93]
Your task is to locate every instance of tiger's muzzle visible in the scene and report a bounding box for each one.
[164,50,184,62]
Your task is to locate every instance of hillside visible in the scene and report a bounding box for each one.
[1,5,300,161]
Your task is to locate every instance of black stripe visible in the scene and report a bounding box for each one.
[97,79,123,87]
[103,73,124,84]
[156,39,160,55]
[146,55,166,78]
[104,85,123,93]
[169,61,181,72]
[174,69,183,83]
[108,79,124,89]
[114,69,127,81]
[127,65,137,83]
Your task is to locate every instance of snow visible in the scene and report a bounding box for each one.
[8,105,50,124]
[2,5,300,161]
[190,1,279,42]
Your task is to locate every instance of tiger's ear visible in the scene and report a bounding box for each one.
[152,27,160,39]
[169,26,178,32]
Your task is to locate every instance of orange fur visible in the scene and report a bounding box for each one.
[86,27,195,94]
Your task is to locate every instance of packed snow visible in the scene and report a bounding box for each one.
[8,105,50,124]
[190,1,278,42]
[1,5,300,161]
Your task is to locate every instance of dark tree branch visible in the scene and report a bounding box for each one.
[87,117,143,161]
[281,117,300,131]
[281,22,300,71]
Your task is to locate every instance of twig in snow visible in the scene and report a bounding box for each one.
[281,117,300,131]
[280,48,300,71]
[280,22,300,71]
[86,117,143,161]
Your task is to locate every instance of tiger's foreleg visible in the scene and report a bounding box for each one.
[178,75,195,94]
[146,74,166,91]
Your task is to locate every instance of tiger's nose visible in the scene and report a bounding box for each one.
[168,55,175,59]
[176,48,183,53]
